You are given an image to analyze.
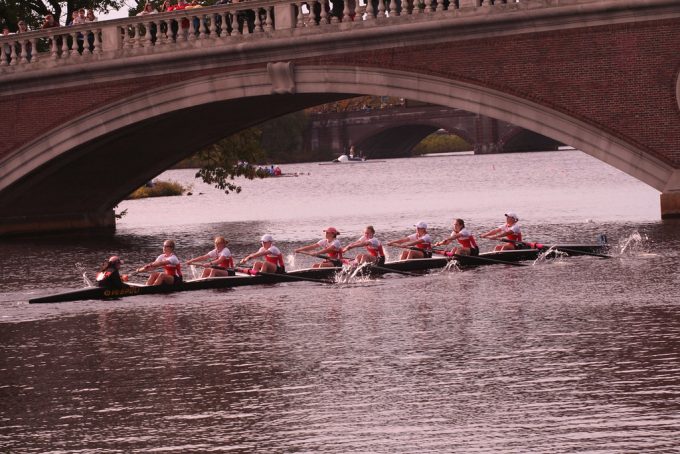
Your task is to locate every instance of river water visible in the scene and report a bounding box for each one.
[2,151,680,453]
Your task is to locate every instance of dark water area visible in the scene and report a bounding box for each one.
[1,152,680,452]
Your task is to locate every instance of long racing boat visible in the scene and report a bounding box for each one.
[28,240,608,304]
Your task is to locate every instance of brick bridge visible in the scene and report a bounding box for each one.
[307,105,561,157]
[1,0,679,235]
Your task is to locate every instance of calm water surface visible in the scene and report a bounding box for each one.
[2,151,680,453]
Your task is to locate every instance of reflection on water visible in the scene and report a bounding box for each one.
[1,151,680,452]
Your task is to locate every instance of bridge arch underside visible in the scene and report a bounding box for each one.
[1,66,676,234]
[355,125,461,159]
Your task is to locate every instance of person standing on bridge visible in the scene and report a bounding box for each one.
[481,212,522,251]
[137,240,184,286]
[387,222,433,260]
[434,219,479,257]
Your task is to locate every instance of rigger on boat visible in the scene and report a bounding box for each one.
[29,212,609,304]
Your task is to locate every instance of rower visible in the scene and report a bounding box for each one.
[387,221,433,260]
[239,234,286,274]
[342,225,386,265]
[295,227,344,268]
[480,212,522,251]
[137,240,183,286]
[96,256,128,289]
[434,219,479,257]
[186,236,234,278]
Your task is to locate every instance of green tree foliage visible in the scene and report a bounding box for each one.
[194,127,269,194]
[412,133,471,155]
[0,0,124,30]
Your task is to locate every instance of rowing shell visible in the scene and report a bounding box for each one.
[28,242,606,304]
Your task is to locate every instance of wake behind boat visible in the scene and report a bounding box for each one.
[28,240,607,304]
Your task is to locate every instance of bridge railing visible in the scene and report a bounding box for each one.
[0,0,602,74]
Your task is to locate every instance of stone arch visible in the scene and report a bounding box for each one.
[3,65,675,219]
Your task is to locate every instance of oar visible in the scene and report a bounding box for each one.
[255,271,333,284]
[297,251,346,265]
[437,249,528,267]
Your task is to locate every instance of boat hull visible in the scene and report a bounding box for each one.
[27,242,607,304]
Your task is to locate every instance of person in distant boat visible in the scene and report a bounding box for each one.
[342,225,385,265]
[387,221,433,260]
[239,234,286,274]
[96,256,128,289]
[186,236,234,277]
[480,212,522,251]
[295,227,344,268]
[434,219,479,256]
[137,240,183,286]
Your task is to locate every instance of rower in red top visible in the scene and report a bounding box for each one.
[387,221,433,260]
[137,240,183,286]
[480,212,522,251]
[434,218,480,257]
[295,227,344,268]
[239,234,286,274]
[342,225,386,265]
[186,236,234,277]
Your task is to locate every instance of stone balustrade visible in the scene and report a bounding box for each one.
[0,0,602,74]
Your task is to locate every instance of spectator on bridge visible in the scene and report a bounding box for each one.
[2,26,11,63]
[86,9,98,22]
[42,14,59,28]
[161,0,173,11]
[16,20,32,61]
[138,3,158,15]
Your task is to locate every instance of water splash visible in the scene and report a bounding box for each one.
[533,246,568,266]
[190,265,200,279]
[444,260,461,272]
[75,262,94,287]
[618,231,646,255]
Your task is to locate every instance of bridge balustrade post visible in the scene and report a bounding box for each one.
[265,7,274,31]
[295,2,305,27]
[424,0,433,12]
[254,9,264,32]
[209,13,218,38]
[378,0,386,18]
[188,15,198,41]
[457,0,477,8]
[320,1,329,24]
[18,40,28,65]
[199,14,208,39]
[8,40,17,66]
[412,0,422,14]
[366,0,375,20]
[342,1,351,22]
[30,38,39,63]
[389,0,399,16]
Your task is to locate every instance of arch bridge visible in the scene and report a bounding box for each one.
[1,0,680,235]
[307,105,561,157]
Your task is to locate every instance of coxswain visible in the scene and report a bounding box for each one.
[137,240,183,286]
[480,212,522,251]
[295,227,344,268]
[186,236,234,278]
[239,234,286,274]
[434,219,479,256]
[387,221,433,260]
[342,225,385,265]
[96,256,128,289]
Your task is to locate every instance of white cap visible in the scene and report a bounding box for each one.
[261,234,273,242]
[504,212,519,221]
[414,221,428,229]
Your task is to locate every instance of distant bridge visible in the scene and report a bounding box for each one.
[1,0,680,235]
[307,105,561,158]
